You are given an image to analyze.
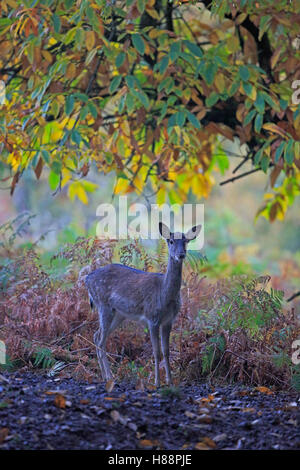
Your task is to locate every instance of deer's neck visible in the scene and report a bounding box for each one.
[162,257,183,304]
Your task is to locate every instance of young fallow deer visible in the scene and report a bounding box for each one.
[85,222,202,387]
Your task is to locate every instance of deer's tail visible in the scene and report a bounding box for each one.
[89,294,94,310]
[85,274,94,310]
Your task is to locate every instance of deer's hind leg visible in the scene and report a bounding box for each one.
[94,306,124,381]
[149,324,161,388]
[161,322,173,385]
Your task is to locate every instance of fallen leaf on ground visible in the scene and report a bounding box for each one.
[198,414,213,424]
[105,379,115,393]
[242,407,256,413]
[104,396,124,402]
[200,394,215,403]
[202,437,217,448]
[0,428,9,444]
[185,410,197,419]
[138,439,160,449]
[181,443,191,450]
[194,442,210,450]
[54,393,66,409]
[255,386,273,395]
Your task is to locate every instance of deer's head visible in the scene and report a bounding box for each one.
[159,222,202,263]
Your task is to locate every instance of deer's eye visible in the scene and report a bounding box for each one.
[169,239,174,244]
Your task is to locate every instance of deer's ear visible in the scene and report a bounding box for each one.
[185,224,202,241]
[159,222,171,239]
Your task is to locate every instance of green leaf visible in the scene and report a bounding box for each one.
[244,109,257,126]
[260,155,269,173]
[88,101,98,118]
[261,92,280,112]
[284,140,294,165]
[229,80,240,97]
[206,92,219,107]
[49,171,60,190]
[86,6,96,24]
[254,93,265,114]
[116,52,126,68]
[187,112,201,129]
[274,141,285,163]
[71,129,82,145]
[119,94,126,114]
[254,113,263,133]
[133,90,149,109]
[137,0,146,13]
[132,34,145,55]
[158,56,169,75]
[239,65,250,81]
[168,114,177,128]
[170,42,181,62]
[254,148,263,165]
[51,160,62,174]
[202,63,218,85]
[52,14,61,34]
[65,95,74,116]
[109,75,122,94]
[242,81,252,96]
[176,111,186,127]
[259,15,271,41]
[41,150,50,164]
[158,77,174,93]
[125,75,135,90]
[184,40,203,58]
[126,93,135,113]
[80,105,89,120]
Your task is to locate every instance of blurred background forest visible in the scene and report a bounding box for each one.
[1,151,299,296]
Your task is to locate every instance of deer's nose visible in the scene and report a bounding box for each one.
[179,253,185,259]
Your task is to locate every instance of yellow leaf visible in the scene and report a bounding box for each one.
[66,63,76,80]
[157,186,167,205]
[86,30,95,51]
[114,177,132,194]
[145,8,160,20]
[76,186,88,204]
[226,35,239,53]
[68,181,88,204]
[215,74,225,93]
[61,169,71,188]
[42,50,52,63]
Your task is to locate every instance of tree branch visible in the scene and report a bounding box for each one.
[220,167,261,186]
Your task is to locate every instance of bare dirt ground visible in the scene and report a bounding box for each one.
[0,371,299,450]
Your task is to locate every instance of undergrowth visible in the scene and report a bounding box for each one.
[0,216,299,391]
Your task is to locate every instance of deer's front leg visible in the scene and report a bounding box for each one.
[161,322,173,385]
[149,324,161,387]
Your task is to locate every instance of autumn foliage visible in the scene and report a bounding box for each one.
[0,0,299,219]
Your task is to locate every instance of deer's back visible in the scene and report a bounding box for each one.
[85,264,168,320]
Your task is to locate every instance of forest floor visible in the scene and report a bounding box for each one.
[0,370,299,450]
